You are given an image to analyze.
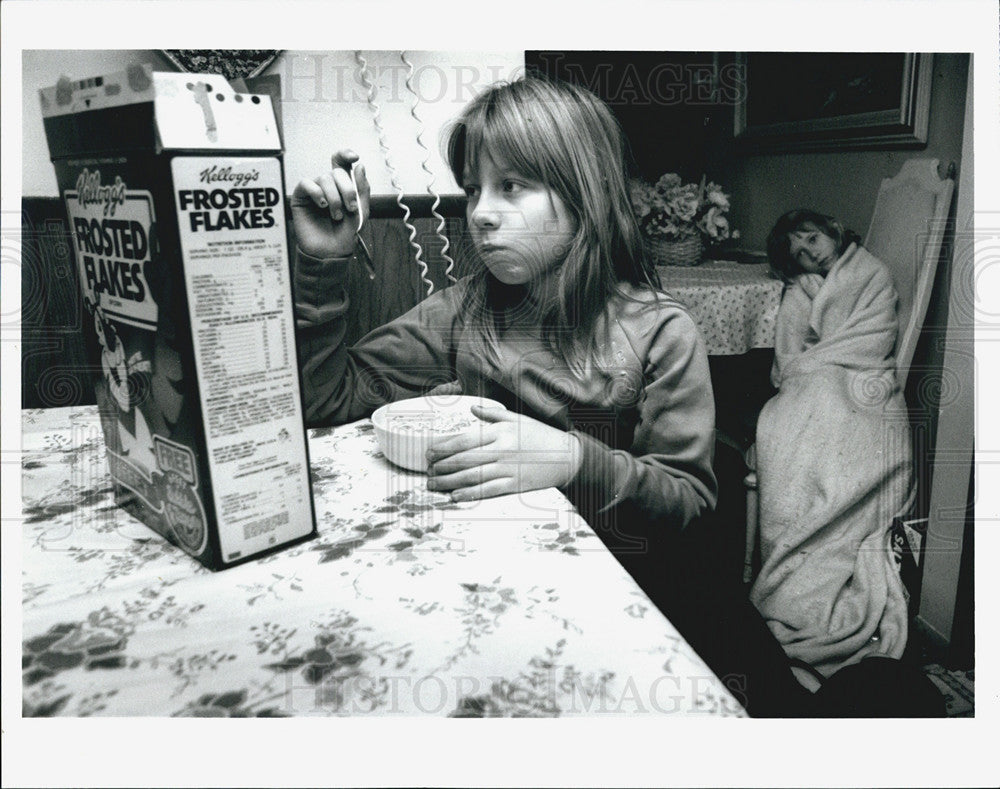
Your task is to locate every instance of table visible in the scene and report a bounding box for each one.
[657,260,784,356]
[20,406,745,718]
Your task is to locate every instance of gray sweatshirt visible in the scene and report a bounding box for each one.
[294,251,717,532]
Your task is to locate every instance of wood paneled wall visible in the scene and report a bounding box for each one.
[20,201,91,409]
[344,204,476,344]
[19,196,471,408]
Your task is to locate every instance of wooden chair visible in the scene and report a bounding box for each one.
[742,159,955,584]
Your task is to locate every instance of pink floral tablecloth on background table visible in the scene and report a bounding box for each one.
[20,406,746,718]
[658,260,784,356]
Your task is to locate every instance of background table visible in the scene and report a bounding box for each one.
[657,260,784,356]
[20,406,746,718]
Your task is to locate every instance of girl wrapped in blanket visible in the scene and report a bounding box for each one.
[754,209,914,694]
[291,76,817,716]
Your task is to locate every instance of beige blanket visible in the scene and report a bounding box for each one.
[751,244,911,690]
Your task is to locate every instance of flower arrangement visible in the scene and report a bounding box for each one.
[629,174,738,244]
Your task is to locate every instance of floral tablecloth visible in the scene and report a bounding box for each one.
[20,406,746,718]
[658,261,784,356]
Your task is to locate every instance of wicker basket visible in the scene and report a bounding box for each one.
[644,234,704,267]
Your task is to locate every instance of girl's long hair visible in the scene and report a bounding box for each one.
[444,74,655,376]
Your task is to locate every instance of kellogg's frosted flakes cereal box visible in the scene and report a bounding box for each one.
[39,64,316,569]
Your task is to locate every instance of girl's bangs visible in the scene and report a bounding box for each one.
[460,97,547,183]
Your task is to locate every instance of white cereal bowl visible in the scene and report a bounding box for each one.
[371,395,506,473]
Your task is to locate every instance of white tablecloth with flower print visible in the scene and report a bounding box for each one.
[20,406,746,718]
[657,261,784,356]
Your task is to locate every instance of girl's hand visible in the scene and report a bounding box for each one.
[289,150,370,260]
[425,406,583,501]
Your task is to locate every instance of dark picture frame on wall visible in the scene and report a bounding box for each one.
[734,52,933,151]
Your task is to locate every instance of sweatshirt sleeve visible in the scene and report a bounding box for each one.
[560,306,717,532]
[294,249,462,426]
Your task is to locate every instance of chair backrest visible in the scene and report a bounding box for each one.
[863,159,954,389]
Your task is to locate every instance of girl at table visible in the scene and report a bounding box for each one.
[291,75,813,716]
[292,76,715,530]
[751,209,938,713]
